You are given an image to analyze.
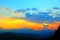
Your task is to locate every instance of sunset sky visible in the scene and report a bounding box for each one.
[0,0,60,30]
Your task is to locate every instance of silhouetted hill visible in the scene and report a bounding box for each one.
[0,28,55,40]
[0,32,46,40]
[0,27,59,40]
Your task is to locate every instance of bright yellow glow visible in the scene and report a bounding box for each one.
[0,18,44,30]
[0,17,60,30]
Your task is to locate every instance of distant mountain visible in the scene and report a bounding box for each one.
[0,28,55,38]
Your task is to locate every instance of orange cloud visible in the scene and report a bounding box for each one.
[48,22,60,30]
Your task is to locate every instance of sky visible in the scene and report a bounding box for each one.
[0,0,60,21]
[0,0,60,10]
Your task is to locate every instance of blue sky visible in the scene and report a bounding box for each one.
[0,0,60,22]
[0,0,60,10]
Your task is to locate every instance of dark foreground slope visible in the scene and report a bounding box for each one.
[47,25,60,40]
